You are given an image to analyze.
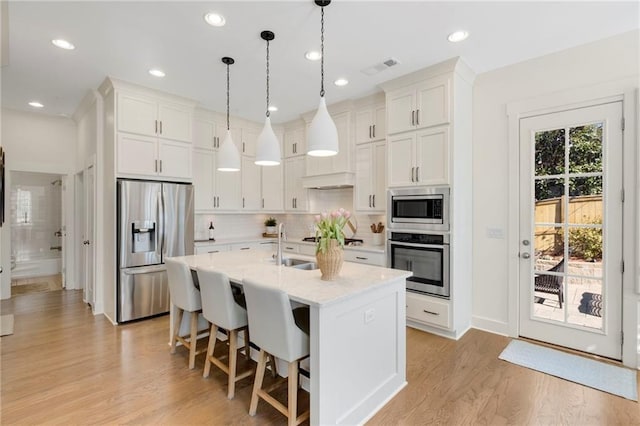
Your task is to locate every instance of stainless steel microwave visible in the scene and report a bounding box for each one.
[387,186,450,231]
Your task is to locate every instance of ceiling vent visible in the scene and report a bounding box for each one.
[361,57,401,76]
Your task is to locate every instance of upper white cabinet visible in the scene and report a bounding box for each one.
[387,126,449,187]
[242,127,260,157]
[117,93,192,142]
[192,148,241,212]
[284,126,305,158]
[261,164,283,211]
[386,74,450,135]
[355,104,386,144]
[284,157,308,211]
[193,115,242,152]
[241,156,262,211]
[355,141,386,212]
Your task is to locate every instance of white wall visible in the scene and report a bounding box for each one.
[0,108,77,298]
[472,30,639,365]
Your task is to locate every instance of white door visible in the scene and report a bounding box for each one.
[84,165,96,307]
[60,176,67,288]
[518,102,623,359]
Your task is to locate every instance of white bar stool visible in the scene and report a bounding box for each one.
[242,279,310,426]
[166,257,208,369]
[197,267,253,399]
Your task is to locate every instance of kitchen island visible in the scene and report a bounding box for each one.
[173,250,411,425]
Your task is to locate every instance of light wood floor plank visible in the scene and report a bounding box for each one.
[1,290,638,425]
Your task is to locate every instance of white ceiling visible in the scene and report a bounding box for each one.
[2,1,638,124]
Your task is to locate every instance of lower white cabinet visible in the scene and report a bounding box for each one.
[230,241,276,252]
[117,133,192,180]
[194,243,230,254]
[406,291,451,330]
[282,242,299,254]
[343,249,385,267]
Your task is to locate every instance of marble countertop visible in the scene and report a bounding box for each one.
[194,236,385,254]
[173,251,410,307]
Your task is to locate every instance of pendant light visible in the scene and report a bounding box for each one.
[255,31,281,166]
[217,57,241,172]
[307,0,339,157]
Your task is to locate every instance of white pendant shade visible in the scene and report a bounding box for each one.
[307,97,339,157]
[217,129,240,171]
[255,117,281,166]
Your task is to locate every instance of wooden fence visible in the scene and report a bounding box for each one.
[535,195,602,255]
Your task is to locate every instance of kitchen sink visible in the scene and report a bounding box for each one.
[282,257,319,270]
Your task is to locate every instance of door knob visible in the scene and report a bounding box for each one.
[521,252,530,259]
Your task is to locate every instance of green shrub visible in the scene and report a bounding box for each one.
[568,219,602,261]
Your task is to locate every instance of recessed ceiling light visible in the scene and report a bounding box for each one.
[149,69,166,78]
[334,78,349,87]
[447,30,469,43]
[204,12,226,27]
[305,50,321,61]
[268,105,278,112]
[51,39,75,50]
[28,101,44,108]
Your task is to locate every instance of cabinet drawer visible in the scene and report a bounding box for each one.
[344,250,385,266]
[282,243,299,254]
[194,244,229,255]
[406,292,451,329]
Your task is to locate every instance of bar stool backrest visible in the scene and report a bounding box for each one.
[166,257,201,312]
[242,279,309,362]
[197,267,248,331]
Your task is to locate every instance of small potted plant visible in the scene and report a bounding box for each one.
[264,217,277,235]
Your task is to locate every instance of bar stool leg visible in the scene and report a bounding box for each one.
[244,328,251,361]
[287,361,298,426]
[171,308,183,354]
[227,329,238,399]
[249,349,267,416]
[188,311,199,369]
[203,324,218,378]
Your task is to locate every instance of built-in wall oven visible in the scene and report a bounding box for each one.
[388,186,449,231]
[387,231,450,298]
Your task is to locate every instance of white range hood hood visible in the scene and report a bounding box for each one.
[302,172,355,189]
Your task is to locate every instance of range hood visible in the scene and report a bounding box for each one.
[302,172,355,189]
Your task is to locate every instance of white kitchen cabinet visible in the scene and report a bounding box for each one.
[406,292,451,330]
[343,249,386,267]
[355,141,386,212]
[193,149,241,212]
[284,157,308,211]
[117,133,191,180]
[261,164,283,211]
[117,92,192,142]
[305,111,351,177]
[241,127,259,157]
[241,156,262,211]
[193,116,242,152]
[355,104,386,144]
[194,243,230,255]
[388,126,449,187]
[386,75,450,135]
[282,242,299,254]
[284,127,305,158]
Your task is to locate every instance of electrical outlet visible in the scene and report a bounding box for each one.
[364,308,375,323]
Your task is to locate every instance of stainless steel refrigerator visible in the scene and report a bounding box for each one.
[117,179,194,322]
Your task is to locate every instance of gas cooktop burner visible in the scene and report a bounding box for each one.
[302,237,364,246]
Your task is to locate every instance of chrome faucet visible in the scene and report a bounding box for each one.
[276,223,286,266]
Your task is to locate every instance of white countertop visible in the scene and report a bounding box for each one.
[194,236,385,254]
[173,251,410,307]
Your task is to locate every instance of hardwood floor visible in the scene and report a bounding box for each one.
[1,290,638,425]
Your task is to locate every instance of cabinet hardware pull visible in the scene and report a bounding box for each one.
[262,198,264,209]
[242,198,245,208]
[285,246,294,250]
[372,194,375,207]
[411,110,415,126]
[240,247,250,250]
[369,125,372,139]
[356,256,367,260]
[159,160,163,173]
[155,120,158,134]
[411,167,415,182]
[416,166,419,182]
[208,250,220,254]
[160,121,163,134]
[373,124,376,138]
[368,194,372,208]
[416,109,419,125]
[155,159,157,172]
[423,310,439,316]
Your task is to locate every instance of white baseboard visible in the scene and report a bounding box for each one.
[471,315,510,336]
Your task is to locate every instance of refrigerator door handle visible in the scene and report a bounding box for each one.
[160,189,166,258]
[122,265,167,275]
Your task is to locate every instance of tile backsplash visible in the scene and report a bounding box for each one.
[196,188,386,246]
